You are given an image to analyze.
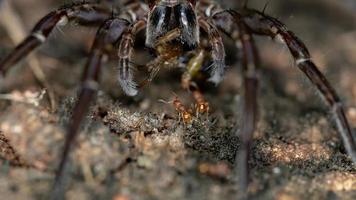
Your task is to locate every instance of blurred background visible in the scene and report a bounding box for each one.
[0,0,356,200]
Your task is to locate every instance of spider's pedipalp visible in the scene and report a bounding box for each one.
[198,18,226,84]
[118,32,136,96]
[118,20,146,96]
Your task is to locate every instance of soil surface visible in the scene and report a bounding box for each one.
[0,0,356,200]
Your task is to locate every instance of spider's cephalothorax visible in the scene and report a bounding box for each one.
[145,0,199,50]
[0,0,355,199]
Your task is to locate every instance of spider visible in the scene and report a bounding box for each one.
[0,0,355,199]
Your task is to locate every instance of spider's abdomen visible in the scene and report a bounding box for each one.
[145,1,199,51]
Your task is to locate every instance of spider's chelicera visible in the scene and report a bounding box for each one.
[0,0,355,198]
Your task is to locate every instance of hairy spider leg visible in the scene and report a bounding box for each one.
[212,7,356,193]
[198,17,226,84]
[236,9,356,163]
[205,5,259,193]
[215,7,356,194]
[212,5,356,195]
[0,2,111,77]
[118,20,147,96]
[236,25,259,194]
[51,18,130,200]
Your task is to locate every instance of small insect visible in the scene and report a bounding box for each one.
[192,88,209,114]
[0,0,355,199]
[172,95,193,124]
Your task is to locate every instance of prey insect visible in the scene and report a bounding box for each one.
[0,0,355,199]
[172,95,194,124]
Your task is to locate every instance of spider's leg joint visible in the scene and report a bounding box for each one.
[295,58,311,65]
[205,4,216,17]
[273,33,285,43]
[31,31,47,43]
[331,102,343,112]
[57,15,69,26]
[82,80,99,91]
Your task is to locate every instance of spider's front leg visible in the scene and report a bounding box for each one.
[233,9,356,163]
[0,2,111,77]
[51,18,130,199]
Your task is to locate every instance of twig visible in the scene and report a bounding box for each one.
[0,89,46,107]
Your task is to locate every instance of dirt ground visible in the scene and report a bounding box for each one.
[0,0,356,200]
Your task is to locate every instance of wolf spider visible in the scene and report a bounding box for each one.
[0,0,355,198]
